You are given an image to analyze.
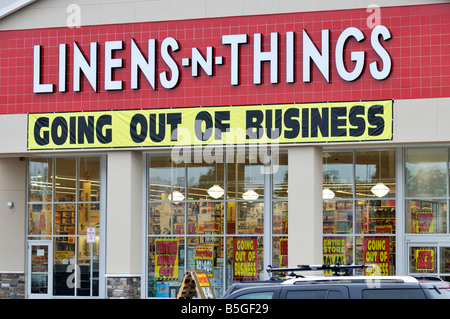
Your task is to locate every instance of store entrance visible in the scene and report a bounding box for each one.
[407,239,450,281]
[26,156,105,298]
[27,240,53,299]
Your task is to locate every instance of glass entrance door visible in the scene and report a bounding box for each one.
[408,241,450,281]
[27,241,53,298]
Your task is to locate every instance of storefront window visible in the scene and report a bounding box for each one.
[226,236,264,284]
[356,200,396,234]
[409,246,438,274]
[323,150,396,275]
[272,152,288,268]
[356,149,396,198]
[227,154,264,200]
[323,200,353,234]
[272,236,288,269]
[27,156,102,297]
[405,148,447,197]
[147,151,281,298]
[323,151,353,199]
[323,236,353,269]
[406,200,447,234]
[408,245,450,281]
[28,158,52,203]
[148,236,185,298]
[404,148,449,235]
[356,236,395,276]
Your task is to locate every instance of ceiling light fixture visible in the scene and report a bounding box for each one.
[169,190,184,203]
[322,188,335,199]
[323,152,335,199]
[242,189,259,201]
[371,150,390,198]
[207,184,224,199]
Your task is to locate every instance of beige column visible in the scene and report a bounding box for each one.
[0,157,26,272]
[288,146,323,267]
[106,151,143,275]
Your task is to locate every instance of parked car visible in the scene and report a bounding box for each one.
[223,265,450,299]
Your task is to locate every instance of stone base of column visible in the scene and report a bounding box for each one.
[0,273,25,299]
[106,276,141,299]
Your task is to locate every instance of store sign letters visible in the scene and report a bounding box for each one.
[28,100,392,150]
[33,25,391,93]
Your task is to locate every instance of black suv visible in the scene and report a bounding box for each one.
[223,265,450,299]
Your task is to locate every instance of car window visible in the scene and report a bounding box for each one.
[285,289,345,299]
[235,291,275,299]
[362,288,426,299]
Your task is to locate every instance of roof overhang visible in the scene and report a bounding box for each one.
[0,0,36,19]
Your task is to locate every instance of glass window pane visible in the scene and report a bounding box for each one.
[228,202,264,235]
[226,236,263,283]
[149,202,185,235]
[78,203,100,234]
[79,157,100,202]
[405,148,447,197]
[54,158,77,202]
[54,236,76,296]
[28,203,52,236]
[29,158,52,202]
[273,152,288,199]
[187,201,223,235]
[78,237,99,296]
[356,200,396,234]
[273,201,288,234]
[30,245,49,294]
[323,200,353,234]
[409,246,437,274]
[440,247,450,274]
[186,237,224,298]
[323,151,353,199]
[355,236,395,276]
[54,203,75,236]
[405,200,446,234]
[272,236,288,268]
[227,154,264,200]
[323,236,353,274]
[356,149,395,198]
[149,155,185,201]
[148,237,184,298]
[188,163,224,200]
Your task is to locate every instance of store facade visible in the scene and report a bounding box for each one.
[0,0,449,298]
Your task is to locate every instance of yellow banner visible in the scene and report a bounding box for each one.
[28,100,393,150]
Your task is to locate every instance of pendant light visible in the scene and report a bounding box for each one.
[322,188,335,199]
[371,150,390,198]
[323,152,335,199]
[208,184,224,199]
[169,160,184,203]
[207,162,224,199]
[242,155,259,201]
[169,190,185,203]
[371,182,390,197]
[243,189,259,201]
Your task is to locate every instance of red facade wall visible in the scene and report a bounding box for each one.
[0,3,449,114]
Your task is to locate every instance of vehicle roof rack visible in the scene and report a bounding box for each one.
[267,264,374,277]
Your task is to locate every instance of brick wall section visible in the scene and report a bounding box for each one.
[106,277,141,299]
[0,273,25,299]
